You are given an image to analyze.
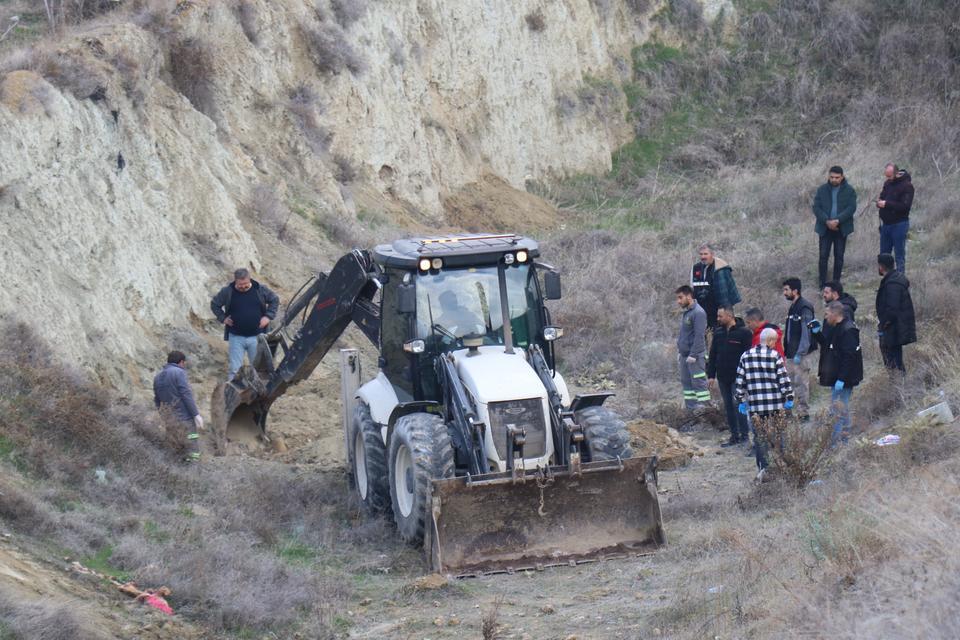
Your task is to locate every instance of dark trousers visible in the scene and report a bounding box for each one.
[818,230,846,287]
[881,342,905,373]
[718,379,749,441]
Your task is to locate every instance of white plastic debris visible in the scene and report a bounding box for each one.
[916,401,954,425]
[875,434,901,447]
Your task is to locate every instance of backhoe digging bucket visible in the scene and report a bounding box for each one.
[426,456,665,576]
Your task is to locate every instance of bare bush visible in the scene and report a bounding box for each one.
[301,21,367,75]
[287,82,332,154]
[481,595,505,640]
[167,37,218,119]
[524,11,546,32]
[330,0,367,29]
[247,183,292,239]
[754,412,833,487]
[235,0,260,45]
[37,0,121,32]
[332,154,357,184]
[670,0,703,31]
[0,588,103,640]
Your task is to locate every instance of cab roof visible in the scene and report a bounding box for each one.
[372,233,539,269]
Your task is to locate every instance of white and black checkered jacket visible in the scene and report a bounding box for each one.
[734,345,794,415]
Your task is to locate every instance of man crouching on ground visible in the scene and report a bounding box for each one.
[210,268,280,380]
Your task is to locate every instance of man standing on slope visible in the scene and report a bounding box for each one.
[876,253,916,374]
[153,351,203,463]
[676,285,710,411]
[812,166,857,287]
[210,268,280,380]
[707,307,753,447]
[782,278,816,421]
[744,308,784,357]
[735,328,794,478]
[810,301,864,445]
[690,243,741,333]
[876,164,914,274]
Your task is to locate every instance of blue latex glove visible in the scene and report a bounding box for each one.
[738,402,749,415]
[834,380,845,392]
[810,321,822,334]
[793,354,802,364]
[877,331,885,338]
[784,400,794,410]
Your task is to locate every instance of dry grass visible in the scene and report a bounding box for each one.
[329,0,367,29]
[167,36,218,120]
[234,0,259,45]
[246,183,292,240]
[287,82,332,154]
[0,587,106,640]
[301,20,366,75]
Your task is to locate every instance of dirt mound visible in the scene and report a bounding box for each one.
[627,420,707,469]
[442,174,558,232]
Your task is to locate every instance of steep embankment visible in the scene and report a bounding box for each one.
[0,0,697,386]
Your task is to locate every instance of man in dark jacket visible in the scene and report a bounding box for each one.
[153,351,202,462]
[822,281,857,323]
[875,253,917,374]
[690,243,741,330]
[812,166,857,287]
[877,164,914,274]
[211,268,280,379]
[782,278,816,420]
[707,307,753,446]
[811,301,864,445]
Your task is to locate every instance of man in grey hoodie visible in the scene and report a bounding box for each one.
[153,351,203,462]
[676,285,709,410]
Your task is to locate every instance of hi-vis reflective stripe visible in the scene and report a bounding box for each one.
[692,281,710,287]
[683,391,697,397]
[695,392,712,399]
[693,372,707,379]
[187,433,200,440]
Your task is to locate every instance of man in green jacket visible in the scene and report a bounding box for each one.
[812,166,857,288]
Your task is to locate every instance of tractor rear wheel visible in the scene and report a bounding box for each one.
[351,403,390,514]
[388,412,454,544]
[576,405,633,462]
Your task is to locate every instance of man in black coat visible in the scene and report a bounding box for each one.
[811,301,864,445]
[707,307,753,446]
[876,164,914,274]
[875,253,917,374]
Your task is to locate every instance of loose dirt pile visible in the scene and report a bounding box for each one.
[627,420,707,469]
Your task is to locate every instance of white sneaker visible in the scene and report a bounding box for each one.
[754,468,766,483]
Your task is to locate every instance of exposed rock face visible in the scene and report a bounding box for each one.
[0,1,693,383]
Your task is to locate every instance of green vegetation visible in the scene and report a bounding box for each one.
[82,545,130,582]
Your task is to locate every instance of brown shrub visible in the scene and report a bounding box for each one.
[167,36,218,119]
[301,21,366,75]
[754,412,834,488]
[330,0,367,29]
[246,183,292,239]
[524,11,546,32]
[287,82,332,154]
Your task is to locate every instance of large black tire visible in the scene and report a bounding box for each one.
[576,405,633,462]
[388,412,454,545]
[351,403,391,514]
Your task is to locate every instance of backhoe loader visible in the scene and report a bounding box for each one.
[213,233,664,575]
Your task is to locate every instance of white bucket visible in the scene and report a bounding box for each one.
[917,401,955,425]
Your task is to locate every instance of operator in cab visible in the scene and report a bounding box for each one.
[435,290,484,338]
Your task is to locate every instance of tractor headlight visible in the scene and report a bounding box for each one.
[503,253,515,265]
[418,258,431,271]
[431,258,443,270]
[403,339,426,354]
[543,326,564,341]
[516,250,528,263]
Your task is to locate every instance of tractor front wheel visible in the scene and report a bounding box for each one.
[576,405,633,462]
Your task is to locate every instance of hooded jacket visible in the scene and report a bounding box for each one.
[707,317,752,383]
[690,258,742,326]
[153,363,199,422]
[210,279,280,341]
[784,296,817,359]
[876,271,917,347]
[878,170,914,225]
[812,178,857,236]
[814,318,864,387]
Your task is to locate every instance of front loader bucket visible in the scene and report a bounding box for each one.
[426,456,665,576]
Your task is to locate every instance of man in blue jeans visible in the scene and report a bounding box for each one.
[811,301,864,445]
[210,268,280,379]
[876,163,914,274]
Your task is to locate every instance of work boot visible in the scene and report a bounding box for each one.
[183,452,202,463]
[720,437,740,448]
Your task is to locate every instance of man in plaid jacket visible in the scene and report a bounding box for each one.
[735,328,794,475]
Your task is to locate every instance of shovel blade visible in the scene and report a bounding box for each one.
[427,457,665,576]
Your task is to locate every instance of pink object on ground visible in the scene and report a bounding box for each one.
[144,593,174,615]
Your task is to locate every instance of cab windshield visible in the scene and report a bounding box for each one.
[415,264,542,352]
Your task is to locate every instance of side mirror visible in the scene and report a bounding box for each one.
[398,283,416,314]
[544,271,561,300]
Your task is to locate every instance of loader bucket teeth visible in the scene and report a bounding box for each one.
[426,457,665,576]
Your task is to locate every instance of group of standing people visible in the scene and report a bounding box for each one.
[677,163,919,477]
